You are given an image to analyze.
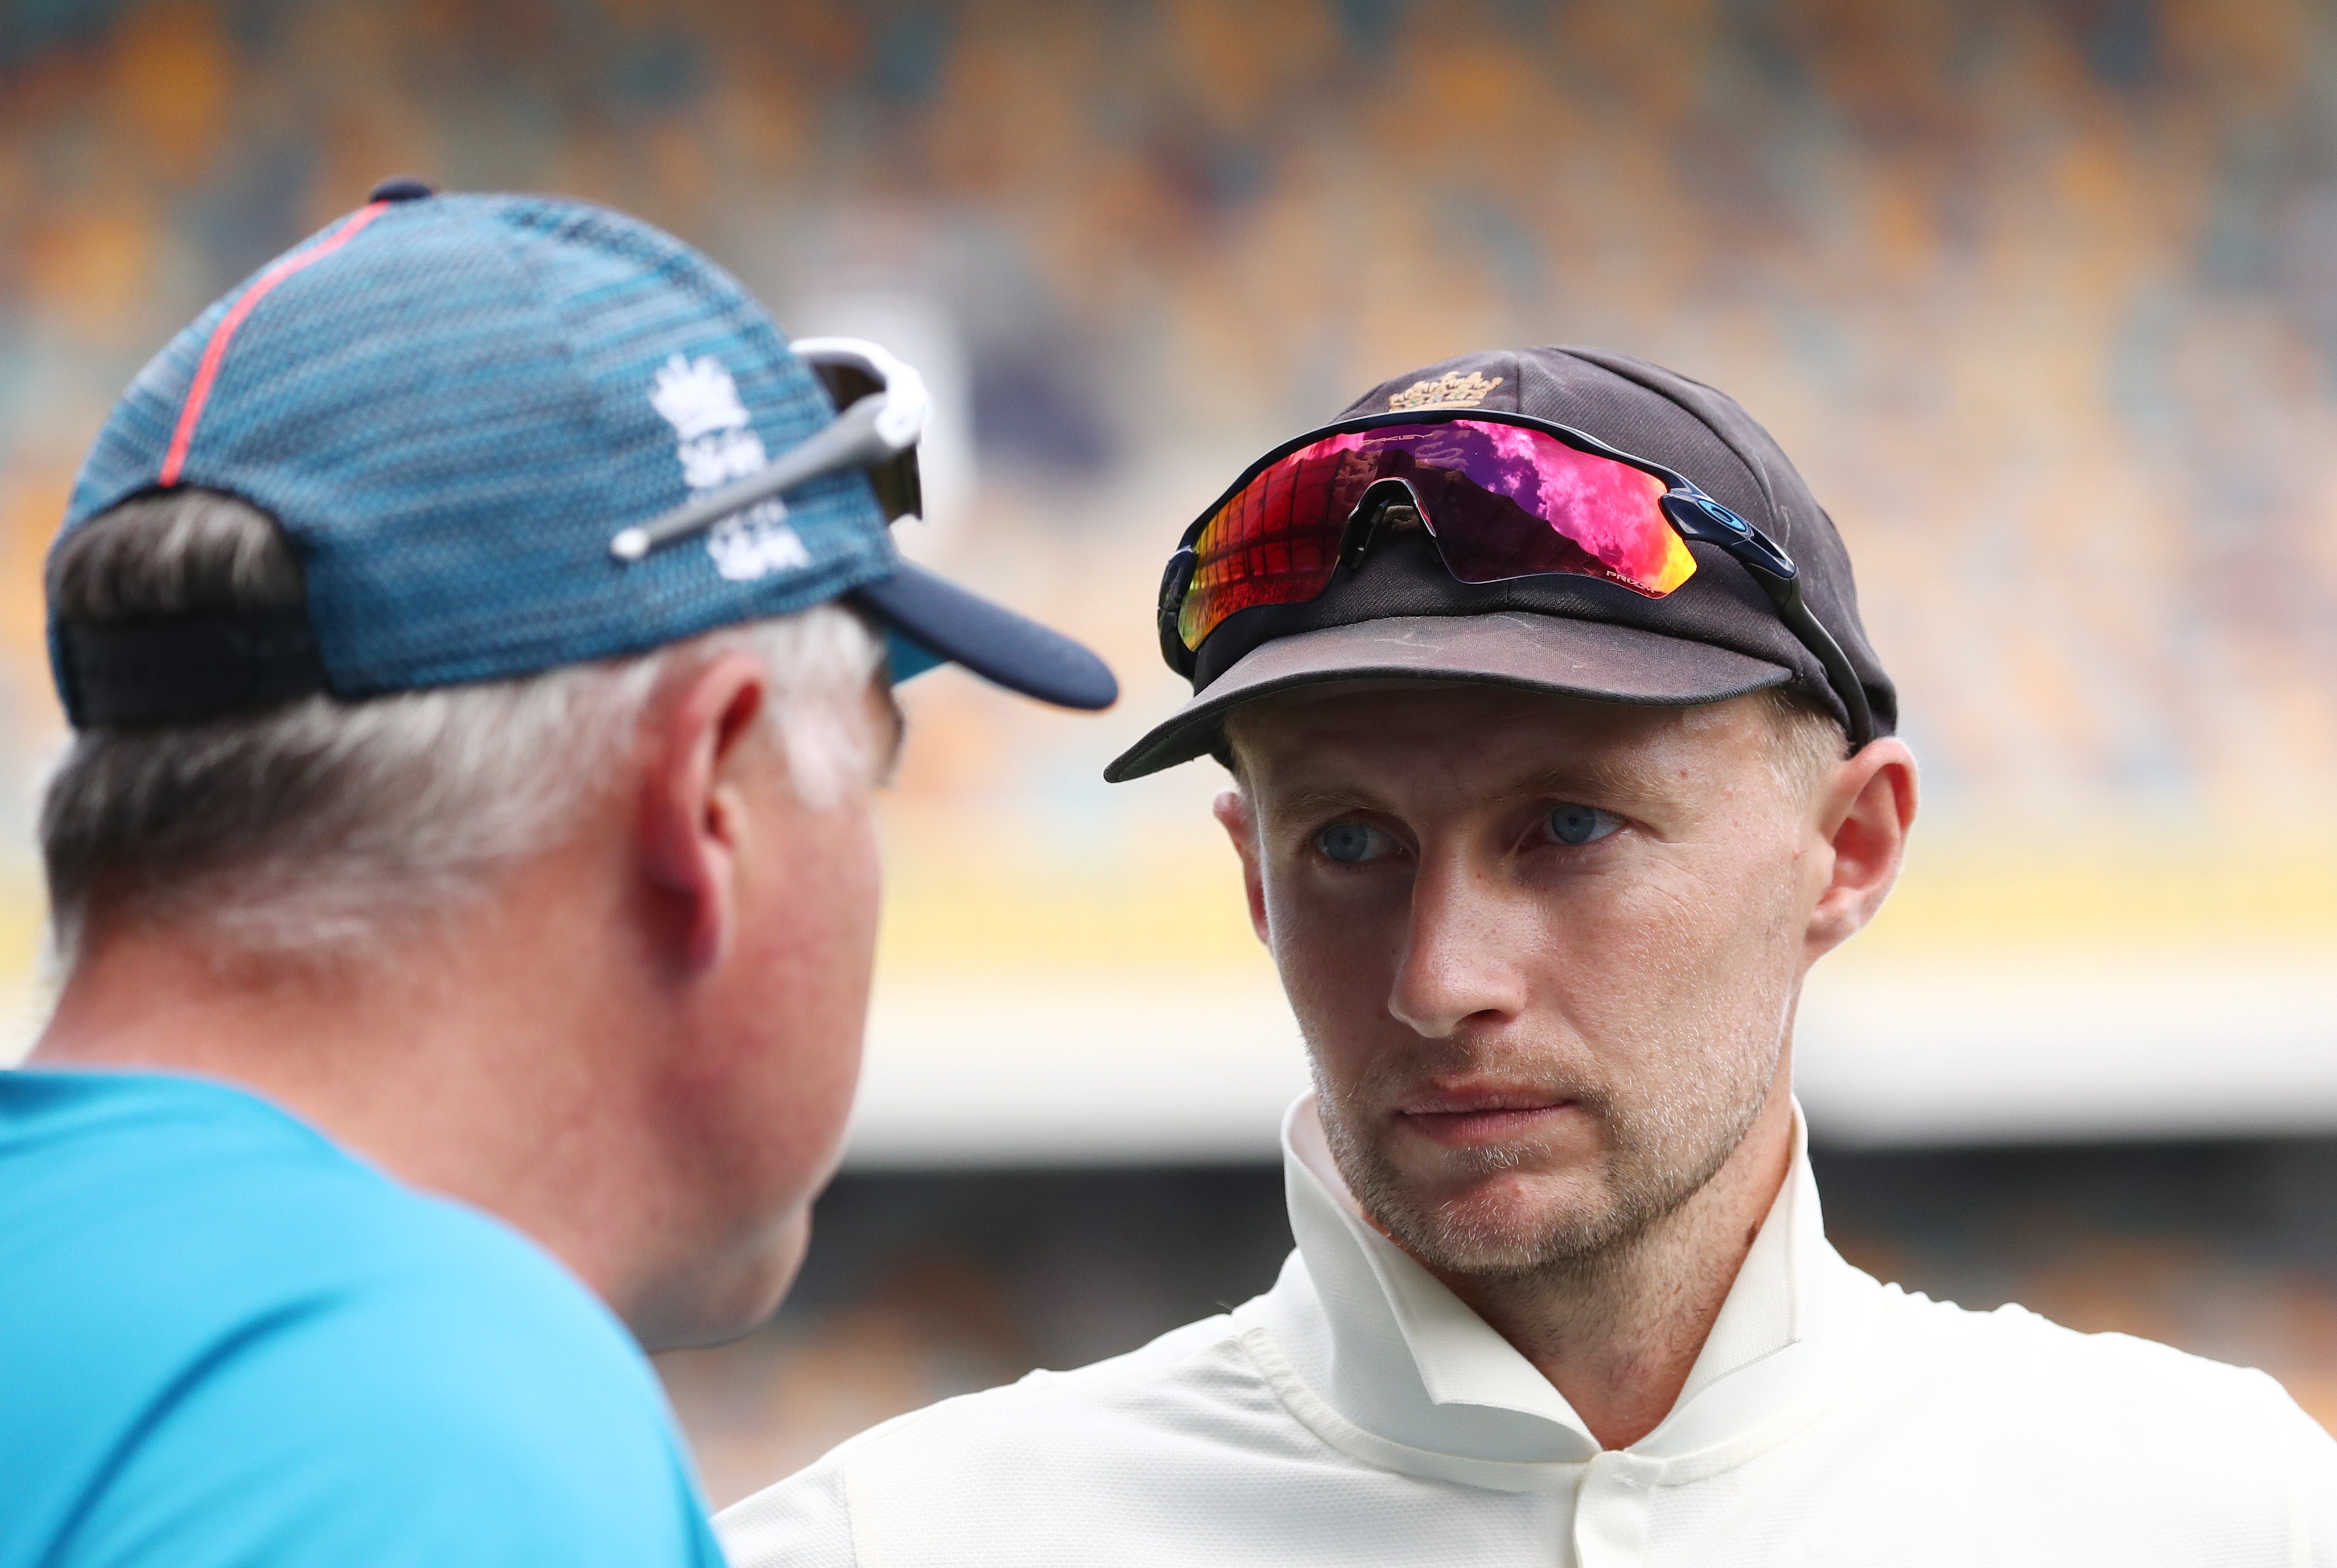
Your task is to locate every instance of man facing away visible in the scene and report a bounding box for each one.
[721,348,2337,1564]
[1,182,1114,1567]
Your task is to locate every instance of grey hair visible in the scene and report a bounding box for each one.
[40,489,887,967]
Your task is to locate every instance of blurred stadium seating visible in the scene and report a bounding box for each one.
[5,0,2335,1476]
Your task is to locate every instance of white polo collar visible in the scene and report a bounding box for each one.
[1239,1095,1881,1485]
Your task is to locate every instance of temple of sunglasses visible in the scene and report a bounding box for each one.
[1154,411,1875,748]
[1656,483,1877,748]
[608,336,930,563]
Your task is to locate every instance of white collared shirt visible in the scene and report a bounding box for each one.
[720,1098,2337,1566]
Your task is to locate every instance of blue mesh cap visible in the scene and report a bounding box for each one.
[49,184,1116,726]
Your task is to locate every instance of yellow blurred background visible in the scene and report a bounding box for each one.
[6,0,2336,1496]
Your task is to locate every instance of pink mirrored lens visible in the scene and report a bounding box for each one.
[1180,419,1698,650]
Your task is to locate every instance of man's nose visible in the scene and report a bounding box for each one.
[1384,850,1532,1039]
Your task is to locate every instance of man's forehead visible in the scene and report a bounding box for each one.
[1225,680,1761,798]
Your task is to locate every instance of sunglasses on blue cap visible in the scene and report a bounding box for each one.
[611,338,931,563]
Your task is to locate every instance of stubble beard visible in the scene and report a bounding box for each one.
[1312,1029,1780,1287]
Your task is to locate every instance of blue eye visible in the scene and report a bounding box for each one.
[1318,822,1377,863]
[1547,804,1620,847]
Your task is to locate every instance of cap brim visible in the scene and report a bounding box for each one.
[851,560,1118,711]
[1104,611,1791,781]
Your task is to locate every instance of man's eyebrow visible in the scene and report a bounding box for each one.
[1495,760,1674,805]
[1268,760,1676,818]
[1268,785,1391,822]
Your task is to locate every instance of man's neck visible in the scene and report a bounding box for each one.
[28,876,671,1321]
[1420,1078,1798,1451]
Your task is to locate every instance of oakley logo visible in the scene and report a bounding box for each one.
[650,353,811,582]
[1388,371,1503,411]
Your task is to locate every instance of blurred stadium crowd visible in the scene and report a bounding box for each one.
[7,0,2337,810]
[5,0,2336,1488]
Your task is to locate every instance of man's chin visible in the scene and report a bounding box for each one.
[1375,1167,1623,1276]
[630,1206,813,1352]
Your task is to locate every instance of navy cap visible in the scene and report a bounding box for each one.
[1105,346,1889,780]
[50,186,1117,726]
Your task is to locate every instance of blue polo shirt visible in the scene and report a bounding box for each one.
[0,1069,725,1567]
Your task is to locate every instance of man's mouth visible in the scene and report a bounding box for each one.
[1393,1086,1581,1147]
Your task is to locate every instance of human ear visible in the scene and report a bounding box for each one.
[637,651,773,974]
[1213,788,1270,945]
[1805,737,1918,961]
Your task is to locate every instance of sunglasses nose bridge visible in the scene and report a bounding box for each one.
[1339,475,1432,571]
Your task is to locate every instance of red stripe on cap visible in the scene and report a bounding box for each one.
[157,200,393,487]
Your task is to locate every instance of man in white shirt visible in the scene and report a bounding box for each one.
[720,348,2337,1565]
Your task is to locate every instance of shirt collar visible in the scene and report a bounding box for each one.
[1246,1094,1867,1468]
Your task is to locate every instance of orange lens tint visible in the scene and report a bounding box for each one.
[1176,442,1352,652]
[1178,418,1699,651]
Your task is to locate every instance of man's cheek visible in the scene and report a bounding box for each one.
[1588,865,1739,981]
[1281,950,1382,1057]
[1290,933,1399,1036]
[1266,888,1357,990]
[1533,900,1716,1064]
